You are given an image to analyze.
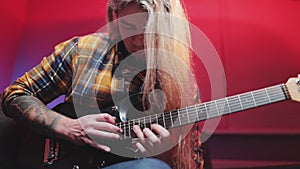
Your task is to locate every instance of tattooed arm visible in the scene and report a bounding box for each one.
[5,95,70,139]
[1,35,122,151]
[2,83,120,152]
[1,37,77,139]
[3,94,121,151]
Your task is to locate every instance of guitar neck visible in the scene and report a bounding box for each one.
[116,84,290,139]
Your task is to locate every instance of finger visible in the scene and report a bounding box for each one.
[93,122,123,133]
[133,126,155,151]
[143,127,161,145]
[151,124,170,139]
[81,137,111,152]
[86,129,120,140]
[133,125,145,141]
[95,113,116,124]
[135,141,150,156]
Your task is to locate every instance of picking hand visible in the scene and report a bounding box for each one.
[68,113,123,152]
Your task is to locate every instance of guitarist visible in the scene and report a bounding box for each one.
[1,0,203,168]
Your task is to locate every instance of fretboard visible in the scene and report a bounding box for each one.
[116,84,290,139]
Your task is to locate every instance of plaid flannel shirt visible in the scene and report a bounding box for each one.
[1,32,204,169]
[1,33,129,110]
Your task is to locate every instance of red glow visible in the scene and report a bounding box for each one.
[1,0,300,135]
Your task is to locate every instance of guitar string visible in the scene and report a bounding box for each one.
[117,84,288,137]
[168,84,287,125]
[117,85,287,136]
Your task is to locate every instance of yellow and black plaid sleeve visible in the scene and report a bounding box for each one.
[1,37,79,110]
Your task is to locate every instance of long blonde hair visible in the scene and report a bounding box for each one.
[107,0,202,168]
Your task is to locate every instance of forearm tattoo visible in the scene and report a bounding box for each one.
[8,95,61,137]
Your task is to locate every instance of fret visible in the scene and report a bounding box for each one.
[194,105,200,121]
[149,115,152,130]
[128,120,132,138]
[214,100,220,116]
[121,122,125,133]
[216,98,230,115]
[142,116,146,130]
[225,97,232,113]
[169,111,174,127]
[264,88,272,103]
[170,110,180,127]
[204,103,209,119]
[143,116,148,129]
[187,106,197,123]
[132,119,135,127]
[157,113,164,127]
[266,86,287,102]
[227,96,243,113]
[129,120,136,138]
[149,114,156,126]
[116,123,120,140]
[119,122,126,140]
[123,122,128,138]
[145,116,151,129]
[205,101,219,119]
[239,92,255,109]
[131,119,137,138]
[268,92,282,102]
[252,89,270,106]
[237,95,244,110]
[186,107,190,123]
[162,114,166,128]
[127,122,131,138]
[138,117,141,129]
[266,87,276,101]
[250,92,257,107]
[177,109,182,125]
[150,114,156,125]
[197,104,208,120]
[164,112,172,128]
[138,117,141,127]
[178,108,189,125]
[119,119,137,139]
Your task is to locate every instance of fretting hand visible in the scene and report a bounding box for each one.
[132,124,175,157]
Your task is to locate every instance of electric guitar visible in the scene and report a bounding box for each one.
[17,76,300,169]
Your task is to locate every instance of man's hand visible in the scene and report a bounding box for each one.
[68,113,123,152]
[132,124,174,157]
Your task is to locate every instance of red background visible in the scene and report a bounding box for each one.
[1,0,300,165]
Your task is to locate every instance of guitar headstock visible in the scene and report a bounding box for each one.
[286,74,300,102]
